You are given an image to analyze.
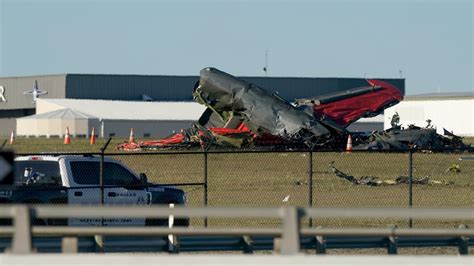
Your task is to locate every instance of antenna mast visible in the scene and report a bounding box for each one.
[263,49,268,77]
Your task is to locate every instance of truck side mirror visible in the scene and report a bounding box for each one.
[139,173,148,184]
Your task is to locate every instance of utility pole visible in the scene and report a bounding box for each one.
[263,49,268,77]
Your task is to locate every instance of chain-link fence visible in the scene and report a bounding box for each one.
[7,148,474,229]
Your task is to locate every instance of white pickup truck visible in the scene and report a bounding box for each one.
[0,155,188,226]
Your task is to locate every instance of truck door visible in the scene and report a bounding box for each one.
[67,160,101,226]
[102,162,150,226]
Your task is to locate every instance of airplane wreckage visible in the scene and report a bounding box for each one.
[117,68,471,151]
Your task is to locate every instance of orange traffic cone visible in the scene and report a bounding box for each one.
[129,128,135,143]
[9,130,15,145]
[64,127,71,145]
[346,134,353,153]
[90,127,96,145]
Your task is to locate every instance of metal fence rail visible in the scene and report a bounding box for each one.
[0,205,472,255]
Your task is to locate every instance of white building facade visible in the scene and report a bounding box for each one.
[17,99,206,138]
[384,93,474,136]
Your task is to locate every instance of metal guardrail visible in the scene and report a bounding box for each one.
[0,205,472,255]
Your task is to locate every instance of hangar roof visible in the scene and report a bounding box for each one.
[405,92,474,101]
[18,108,96,120]
[36,98,206,121]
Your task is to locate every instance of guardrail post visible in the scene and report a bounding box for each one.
[308,151,313,228]
[10,205,33,254]
[387,224,398,255]
[168,203,179,253]
[280,206,301,255]
[458,224,469,255]
[203,151,208,227]
[315,225,326,254]
[94,235,104,252]
[241,235,254,254]
[62,237,78,253]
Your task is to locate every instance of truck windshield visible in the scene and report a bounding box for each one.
[70,161,139,186]
[14,161,61,186]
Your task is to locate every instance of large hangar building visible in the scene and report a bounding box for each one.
[0,73,405,137]
[384,92,474,136]
[17,99,206,138]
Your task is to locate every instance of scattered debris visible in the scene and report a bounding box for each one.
[395,176,453,185]
[293,180,308,186]
[329,162,453,186]
[352,124,471,151]
[446,164,461,173]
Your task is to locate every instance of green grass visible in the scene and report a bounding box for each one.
[4,137,474,228]
[4,137,131,154]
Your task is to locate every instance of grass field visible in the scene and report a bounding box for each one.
[4,136,474,153]
[4,137,474,229]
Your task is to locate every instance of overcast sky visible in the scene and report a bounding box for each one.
[1,0,472,95]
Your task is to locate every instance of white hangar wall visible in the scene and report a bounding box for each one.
[16,108,99,138]
[99,120,194,138]
[384,98,474,136]
[17,117,194,139]
[17,99,206,138]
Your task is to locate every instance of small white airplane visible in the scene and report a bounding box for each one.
[24,80,47,102]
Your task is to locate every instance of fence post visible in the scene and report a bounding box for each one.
[308,150,313,228]
[280,206,301,255]
[408,149,413,228]
[96,137,112,252]
[99,137,113,206]
[203,151,208,227]
[10,205,33,254]
[458,224,469,255]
